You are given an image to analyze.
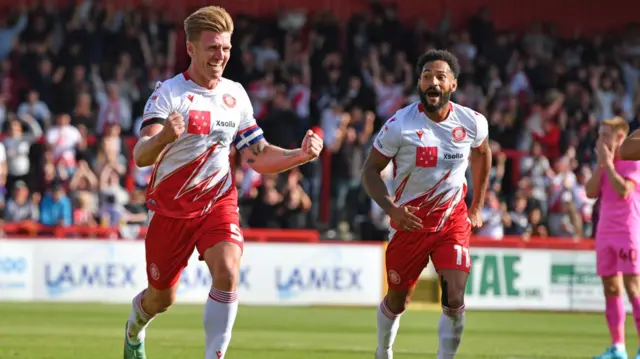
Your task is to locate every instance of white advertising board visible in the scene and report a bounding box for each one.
[465,248,631,312]
[0,240,384,306]
[0,240,34,300]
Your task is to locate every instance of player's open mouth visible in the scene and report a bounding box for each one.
[208,63,223,70]
[426,90,441,100]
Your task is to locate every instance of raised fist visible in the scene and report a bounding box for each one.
[300,129,323,161]
[159,112,185,144]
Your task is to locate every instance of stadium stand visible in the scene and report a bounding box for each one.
[0,0,639,244]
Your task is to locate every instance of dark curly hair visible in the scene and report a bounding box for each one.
[416,49,461,79]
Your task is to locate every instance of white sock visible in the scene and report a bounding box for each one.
[204,288,239,359]
[613,343,626,351]
[376,299,403,358]
[126,289,155,345]
[437,305,466,359]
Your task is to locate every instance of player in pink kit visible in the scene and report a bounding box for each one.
[122,6,323,359]
[362,50,492,359]
[586,117,640,359]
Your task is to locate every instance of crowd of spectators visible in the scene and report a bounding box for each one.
[1,2,640,241]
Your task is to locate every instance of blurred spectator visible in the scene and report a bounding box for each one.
[71,92,97,135]
[280,169,312,229]
[0,6,27,62]
[92,67,134,135]
[17,90,51,128]
[3,113,41,192]
[0,141,6,207]
[248,174,283,228]
[40,183,72,227]
[69,160,99,215]
[520,141,553,211]
[3,180,38,222]
[45,113,81,177]
[477,191,506,240]
[504,195,530,236]
[98,193,124,227]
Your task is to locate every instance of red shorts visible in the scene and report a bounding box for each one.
[386,220,471,291]
[145,193,243,290]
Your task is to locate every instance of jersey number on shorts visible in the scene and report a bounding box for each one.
[620,248,638,262]
[230,223,243,242]
[454,244,471,268]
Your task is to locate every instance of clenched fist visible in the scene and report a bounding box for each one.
[300,129,323,161]
[158,112,185,144]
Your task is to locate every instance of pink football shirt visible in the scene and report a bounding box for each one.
[596,160,640,240]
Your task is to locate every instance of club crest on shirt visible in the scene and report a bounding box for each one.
[223,94,236,108]
[452,126,466,141]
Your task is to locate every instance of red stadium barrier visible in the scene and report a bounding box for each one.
[2,222,320,242]
[471,236,595,250]
[3,222,593,249]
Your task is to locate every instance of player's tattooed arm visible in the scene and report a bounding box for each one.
[469,139,492,213]
[241,138,313,174]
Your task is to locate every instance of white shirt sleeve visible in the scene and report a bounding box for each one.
[373,117,402,158]
[232,82,265,151]
[142,81,173,126]
[0,142,5,163]
[471,113,489,148]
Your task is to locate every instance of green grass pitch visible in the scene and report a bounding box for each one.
[0,302,634,358]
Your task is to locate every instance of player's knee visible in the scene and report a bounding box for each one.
[145,288,177,313]
[440,275,466,311]
[210,259,240,291]
[603,277,623,297]
[204,242,242,291]
[623,275,640,297]
[386,290,411,314]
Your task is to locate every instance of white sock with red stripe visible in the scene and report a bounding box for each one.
[376,298,403,358]
[204,288,238,359]
[126,289,155,345]
[437,305,466,359]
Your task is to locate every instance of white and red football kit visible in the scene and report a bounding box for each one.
[141,72,264,289]
[373,101,488,290]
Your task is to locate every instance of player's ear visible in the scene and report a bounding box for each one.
[451,78,458,93]
[186,41,195,58]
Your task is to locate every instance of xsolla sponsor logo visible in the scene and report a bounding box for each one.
[275,267,362,300]
[178,266,251,294]
[216,120,235,128]
[45,263,136,297]
[443,153,464,160]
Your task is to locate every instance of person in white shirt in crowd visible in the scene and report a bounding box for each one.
[2,113,42,192]
[16,89,51,128]
[477,191,505,239]
[45,113,81,176]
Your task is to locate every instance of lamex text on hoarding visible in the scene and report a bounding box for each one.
[45,262,137,296]
[466,253,542,299]
[276,266,362,299]
[0,257,27,274]
[178,266,251,293]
